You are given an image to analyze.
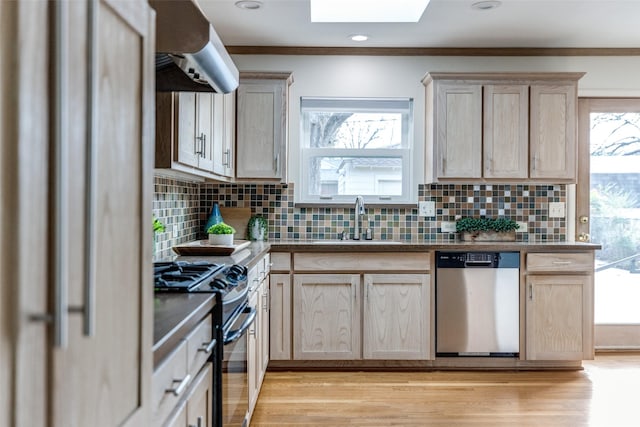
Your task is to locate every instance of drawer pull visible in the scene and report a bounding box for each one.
[199,338,216,354]
[552,261,572,265]
[166,374,191,396]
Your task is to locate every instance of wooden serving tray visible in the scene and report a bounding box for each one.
[172,240,251,256]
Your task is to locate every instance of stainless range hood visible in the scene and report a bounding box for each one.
[151,0,239,93]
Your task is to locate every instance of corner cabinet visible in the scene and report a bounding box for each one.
[156,91,235,181]
[236,72,293,182]
[525,252,595,361]
[423,72,584,183]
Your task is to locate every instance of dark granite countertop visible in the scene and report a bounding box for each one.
[269,239,601,252]
[153,292,217,368]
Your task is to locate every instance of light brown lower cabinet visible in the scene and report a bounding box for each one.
[525,252,595,361]
[269,273,292,360]
[293,274,361,360]
[248,287,260,416]
[363,274,431,360]
[269,250,596,367]
[525,275,592,360]
[164,363,214,427]
[248,254,271,423]
[291,271,432,361]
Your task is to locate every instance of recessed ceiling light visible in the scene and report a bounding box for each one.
[235,0,263,10]
[350,34,369,42]
[311,0,431,23]
[471,1,502,11]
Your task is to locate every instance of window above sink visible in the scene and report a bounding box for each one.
[298,97,414,205]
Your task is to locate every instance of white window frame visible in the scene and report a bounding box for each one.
[298,97,414,205]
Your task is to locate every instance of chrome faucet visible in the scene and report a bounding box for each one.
[353,196,365,240]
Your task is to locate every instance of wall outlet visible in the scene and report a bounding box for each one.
[419,201,436,217]
[172,224,179,238]
[441,221,456,233]
[549,202,565,218]
[516,221,528,233]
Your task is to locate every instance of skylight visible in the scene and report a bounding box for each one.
[310,0,430,23]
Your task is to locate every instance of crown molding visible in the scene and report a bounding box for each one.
[227,46,640,56]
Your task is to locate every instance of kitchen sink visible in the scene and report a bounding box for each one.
[310,240,403,245]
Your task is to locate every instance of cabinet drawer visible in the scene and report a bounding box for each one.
[526,252,593,273]
[294,252,430,272]
[185,316,214,379]
[271,252,291,271]
[152,341,188,425]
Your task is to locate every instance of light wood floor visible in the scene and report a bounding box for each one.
[250,353,640,426]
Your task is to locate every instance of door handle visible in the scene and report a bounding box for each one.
[195,133,205,155]
[52,0,71,348]
[80,0,99,340]
[166,374,191,396]
[578,233,590,242]
[32,0,99,347]
[198,338,217,354]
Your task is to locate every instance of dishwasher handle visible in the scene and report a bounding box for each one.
[464,260,494,267]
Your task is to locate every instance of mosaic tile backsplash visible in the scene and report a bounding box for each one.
[153,175,567,257]
[153,176,201,259]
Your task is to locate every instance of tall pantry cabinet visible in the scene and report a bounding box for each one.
[1,1,155,426]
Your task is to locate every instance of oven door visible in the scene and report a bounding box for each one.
[222,304,256,427]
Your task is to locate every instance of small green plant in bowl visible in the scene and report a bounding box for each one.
[207,222,236,245]
[456,217,519,241]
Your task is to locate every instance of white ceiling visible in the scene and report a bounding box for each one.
[199,0,640,48]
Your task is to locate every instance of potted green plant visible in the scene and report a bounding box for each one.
[247,215,268,241]
[207,222,236,245]
[456,217,519,242]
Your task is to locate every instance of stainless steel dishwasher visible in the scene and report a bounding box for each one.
[436,251,520,357]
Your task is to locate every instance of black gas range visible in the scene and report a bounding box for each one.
[154,260,253,427]
[154,260,250,327]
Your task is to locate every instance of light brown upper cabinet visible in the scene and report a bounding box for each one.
[156,91,235,181]
[236,72,293,182]
[483,84,529,179]
[422,72,584,183]
[529,84,578,180]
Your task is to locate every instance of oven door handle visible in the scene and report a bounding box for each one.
[223,306,257,345]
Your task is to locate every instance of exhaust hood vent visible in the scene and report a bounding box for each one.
[151,0,239,93]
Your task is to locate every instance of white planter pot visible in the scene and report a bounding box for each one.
[208,233,234,246]
[460,230,516,242]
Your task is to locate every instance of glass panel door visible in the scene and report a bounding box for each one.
[577,99,640,350]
